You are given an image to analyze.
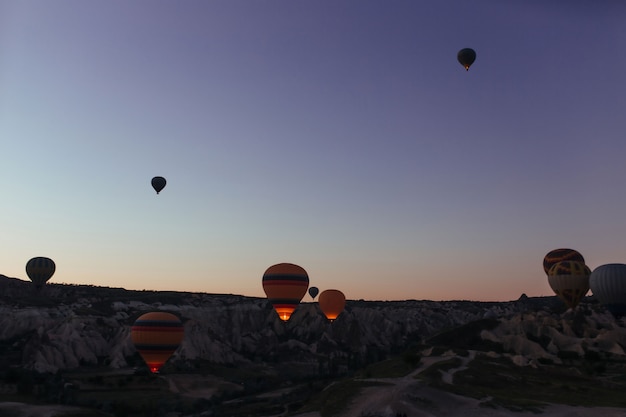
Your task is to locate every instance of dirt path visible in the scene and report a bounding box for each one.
[292,351,626,417]
[440,350,476,384]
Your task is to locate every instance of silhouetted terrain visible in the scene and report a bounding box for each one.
[0,274,625,417]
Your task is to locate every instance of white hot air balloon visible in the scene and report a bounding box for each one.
[589,263,626,318]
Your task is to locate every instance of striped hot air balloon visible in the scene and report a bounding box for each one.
[543,248,585,275]
[318,289,346,321]
[262,263,309,321]
[131,312,184,373]
[25,257,56,289]
[547,261,591,309]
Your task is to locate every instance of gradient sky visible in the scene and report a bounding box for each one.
[2,1,626,301]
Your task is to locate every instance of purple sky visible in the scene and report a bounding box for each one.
[1,1,626,301]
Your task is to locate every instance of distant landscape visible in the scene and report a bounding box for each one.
[1,274,625,417]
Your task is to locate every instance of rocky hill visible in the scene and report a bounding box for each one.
[0,274,527,374]
[1,274,625,417]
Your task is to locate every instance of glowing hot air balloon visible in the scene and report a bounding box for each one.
[26,257,56,289]
[151,176,167,194]
[309,286,319,300]
[457,48,476,71]
[262,263,309,321]
[547,261,590,309]
[543,248,585,275]
[318,289,346,321]
[131,312,184,373]
[590,264,626,318]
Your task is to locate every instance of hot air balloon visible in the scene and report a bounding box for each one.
[318,289,346,321]
[131,312,184,373]
[457,48,476,71]
[543,248,585,275]
[590,264,626,318]
[547,261,590,309]
[262,263,309,321]
[308,286,319,299]
[151,176,166,194]
[25,257,56,289]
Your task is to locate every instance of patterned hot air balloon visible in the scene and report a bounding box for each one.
[543,248,585,275]
[131,312,184,373]
[262,263,309,321]
[25,257,56,289]
[151,176,167,194]
[590,264,626,318]
[547,261,591,309]
[318,289,346,321]
[308,286,319,300]
[457,48,476,71]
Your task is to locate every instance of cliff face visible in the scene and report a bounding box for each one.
[480,308,626,363]
[1,274,624,376]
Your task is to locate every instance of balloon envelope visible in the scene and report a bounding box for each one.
[131,312,184,373]
[262,263,309,321]
[590,263,626,318]
[543,248,585,275]
[151,176,167,194]
[318,289,346,321]
[25,257,56,289]
[547,261,590,309]
[457,48,476,71]
[309,286,319,299]
[548,261,590,277]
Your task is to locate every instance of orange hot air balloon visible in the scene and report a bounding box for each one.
[131,312,184,373]
[262,263,309,321]
[318,289,346,321]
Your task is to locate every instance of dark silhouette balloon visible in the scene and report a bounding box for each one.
[543,248,585,275]
[262,263,309,321]
[318,289,346,321]
[131,312,184,373]
[457,48,476,71]
[151,176,167,194]
[25,257,56,289]
[308,286,319,299]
